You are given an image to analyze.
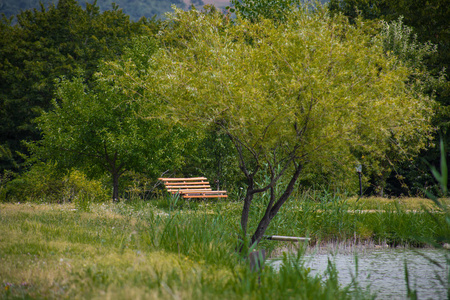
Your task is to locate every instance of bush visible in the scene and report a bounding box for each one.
[63,169,108,203]
[0,162,108,203]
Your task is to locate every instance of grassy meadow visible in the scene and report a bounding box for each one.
[1,194,449,299]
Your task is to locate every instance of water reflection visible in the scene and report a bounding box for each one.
[271,248,448,299]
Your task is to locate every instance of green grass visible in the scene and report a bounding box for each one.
[0,201,358,299]
[257,195,449,248]
[346,196,450,211]
[1,195,448,299]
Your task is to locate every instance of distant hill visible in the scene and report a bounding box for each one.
[0,0,329,22]
[0,0,205,21]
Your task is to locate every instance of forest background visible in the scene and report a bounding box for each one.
[0,0,449,204]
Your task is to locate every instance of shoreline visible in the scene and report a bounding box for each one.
[268,240,448,257]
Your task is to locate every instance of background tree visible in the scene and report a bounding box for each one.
[227,0,298,23]
[227,0,331,23]
[33,41,187,201]
[149,6,434,249]
[329,0,450,196]
[329,0,449,62]
[183,125,243,193]
[0,0,159,177]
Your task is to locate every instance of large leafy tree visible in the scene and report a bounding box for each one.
[0,0,158,175]
[145,6,434,248]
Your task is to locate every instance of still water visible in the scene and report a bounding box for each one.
[271,248,448,299]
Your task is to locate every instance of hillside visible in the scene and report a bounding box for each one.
[0,0,332,21]
[0,0,206,21]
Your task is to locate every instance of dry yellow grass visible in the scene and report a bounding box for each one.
[346,196,450,211]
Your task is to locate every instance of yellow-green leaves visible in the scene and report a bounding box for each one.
[141,6,434,196]
[157,7,432,167]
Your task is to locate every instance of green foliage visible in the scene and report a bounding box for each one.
[1,197,447,298]
[328,0,390,22]
[228,0,298,23]
[376,17,437,70]
[33,63,186,200]
[424,137,449,246]
[29,34,179,201]
[182,126,244,194]
[0,163,107,203]
[0,0,159,176]
[0,201,360,299]
[429,138,448,197]
[228,0,332,23]
[249,193,448,247]
[64,169,109,203]
[119,170,159,201]
[158,5,433,182]
[329,0,450,197]
[361,18,445,196]
[328,0,450,71]
[373,17,445,102]
[150,5,435,243]
[0,162,64,203]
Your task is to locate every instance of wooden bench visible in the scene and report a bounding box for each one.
[158,177,228,199]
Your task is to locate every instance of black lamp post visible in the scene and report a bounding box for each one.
[356,164,362,197]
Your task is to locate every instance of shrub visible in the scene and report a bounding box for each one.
[0,162,108,203]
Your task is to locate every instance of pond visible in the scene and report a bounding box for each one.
[270,247,448,299]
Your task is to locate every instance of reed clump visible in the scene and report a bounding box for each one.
[257,192,449,250]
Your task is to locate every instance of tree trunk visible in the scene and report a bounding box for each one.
[240,189,253,236]
[249,164,303,247]
[112,171,120,202]
[237,177,258,253]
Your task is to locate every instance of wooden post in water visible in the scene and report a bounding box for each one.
[248,236,309,273]
[249,249,266,272]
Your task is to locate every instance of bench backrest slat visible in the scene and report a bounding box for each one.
[159,177,227,199]
[165,182,210,186]
[159,177,207,181]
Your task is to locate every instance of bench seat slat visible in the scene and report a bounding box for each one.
[182,191,227,198]
[182,190,227,193]
[183,195,228,198]
[167,188,212,194]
